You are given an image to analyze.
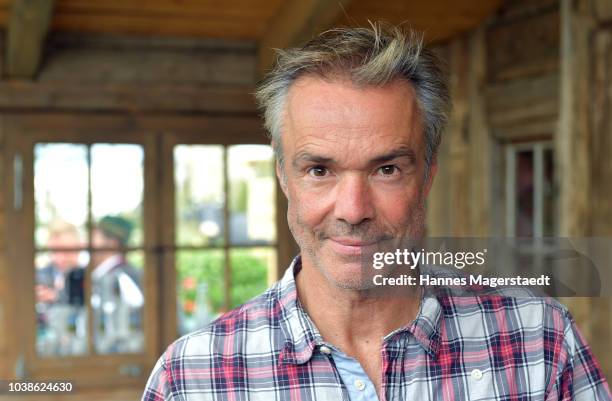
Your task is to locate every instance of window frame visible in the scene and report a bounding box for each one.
[162,133,281,339]
[504,141,555,237]
[2,113,295,388]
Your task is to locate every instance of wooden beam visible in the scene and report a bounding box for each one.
[557,0,593,237]
[257,0,351,76]
[0,81,259,114]
[5,0,55,79]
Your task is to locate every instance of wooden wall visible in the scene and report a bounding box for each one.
[0,112,6,380]
[0,30,8,380]
[428,0,612,381]
[0,33,258,113]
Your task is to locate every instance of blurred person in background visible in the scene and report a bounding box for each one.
[36,220,86,356]
[36,220,83,306]
[91,215,144,354]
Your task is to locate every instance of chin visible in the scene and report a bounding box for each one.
[315,254,377,291]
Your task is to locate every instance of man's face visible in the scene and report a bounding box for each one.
[92,228,120,266]
[48,232,81,272]
[279,76,436,290]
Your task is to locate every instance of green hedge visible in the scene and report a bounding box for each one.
[177,250,269,314]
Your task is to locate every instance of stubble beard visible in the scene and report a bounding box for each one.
[289,195,427,292]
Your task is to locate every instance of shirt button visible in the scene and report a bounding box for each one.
[354,379,366,391]
[471,369,483,380]
[319,345,332,355]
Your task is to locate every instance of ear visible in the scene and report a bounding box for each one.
[423,159,438,198]
[276,160,288,198]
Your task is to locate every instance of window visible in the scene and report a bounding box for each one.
[3,114,285,387]
[34,143,146,357]
[505,142,556,237]
[173,144,276,336]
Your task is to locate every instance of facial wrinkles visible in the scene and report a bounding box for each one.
[292,180,426,253]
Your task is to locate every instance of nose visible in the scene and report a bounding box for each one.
[333,174,375,225]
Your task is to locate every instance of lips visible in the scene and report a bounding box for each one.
[327,237,378,256]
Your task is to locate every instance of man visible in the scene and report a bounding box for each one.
[143,24,611,400]
[36,220,86,356]
[36,221,83,306]
[92,215,144,354]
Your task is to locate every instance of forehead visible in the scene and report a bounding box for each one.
[283,75,423,154]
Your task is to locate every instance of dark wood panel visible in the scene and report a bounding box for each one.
[486,73,559,139]
[486,8,560,82]
[40,38,256,86]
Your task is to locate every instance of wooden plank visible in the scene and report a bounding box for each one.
[555,0,608,382]
[467,26,491,236]
[338,0,502,44]
[39,40,256,86]
[6,0,56,78]
[491,121,557,142]
[55,0,281,17]
[0,121,6,379]
[591,27,612,236]
[557,0,593,237]
[486,8,559,82]
[424,43,451,237]
[50,12,270,39]
[0,81,259,114]
[258,0,352,75]
[3,113,267,145]
[486,74,559,113]
[594,0,612,22]
[445,35,471,237]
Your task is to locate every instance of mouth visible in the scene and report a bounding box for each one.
[327,237,378,256]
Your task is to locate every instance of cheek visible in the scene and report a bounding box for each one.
[374,186,422,224]
[287,184,330,228]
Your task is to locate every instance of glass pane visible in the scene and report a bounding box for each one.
[230,247,276,309]
[91,250,145,354]
[543,148,556,236]
[34,144,88,248]
[515,150,534,237]
[175,145,225,247]
[35,251,89,357]
[176,250,225,336]
[228,145,276,245]
[91,144,144,247]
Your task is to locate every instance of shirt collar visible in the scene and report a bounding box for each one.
[277,256,323,365]
[385,291,442,359]
[277,255,443,364]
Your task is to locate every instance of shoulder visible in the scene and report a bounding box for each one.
[437,290,576,354]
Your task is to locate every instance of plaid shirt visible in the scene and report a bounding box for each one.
[143,257,611,401]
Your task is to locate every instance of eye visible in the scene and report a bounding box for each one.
[378,165,399,176]
[307,166,329,178]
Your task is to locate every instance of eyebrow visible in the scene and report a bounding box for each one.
[370,148,417,165]
[292,147,417,169]
[292,152,334,168]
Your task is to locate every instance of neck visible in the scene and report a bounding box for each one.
[295,257,420,354]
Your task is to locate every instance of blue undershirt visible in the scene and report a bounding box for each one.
[320,343,380,401]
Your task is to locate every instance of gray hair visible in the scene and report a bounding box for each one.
[255,22,450,177]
